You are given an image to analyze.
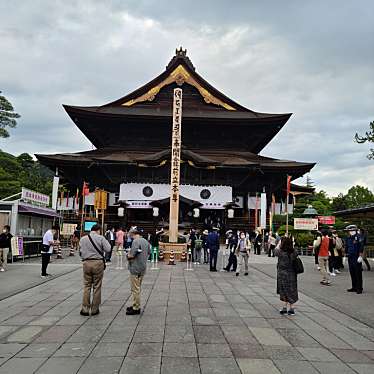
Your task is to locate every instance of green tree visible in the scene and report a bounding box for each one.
[0,92,20,138]
[344,185,374,209]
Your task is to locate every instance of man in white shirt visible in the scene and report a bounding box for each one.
[41,225,59,278]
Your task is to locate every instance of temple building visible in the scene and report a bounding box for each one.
[36,48,315,231]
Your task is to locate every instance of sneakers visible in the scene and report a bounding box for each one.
[347,288,357,292]
[80,310,89,316]
[126,308,141,315]
[317,266,321,271]
[0,268,4,272]
[335,269,341,274]
[280,307,287,315]
[356,290,363,294]
[91,309,100,316]
[320,281,331,286]
[288,309,296,316]
[235,272,239,277]
[244,272,249,276]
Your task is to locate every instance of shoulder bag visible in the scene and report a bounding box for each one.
[293,254,304,274]
[87,235,106,270]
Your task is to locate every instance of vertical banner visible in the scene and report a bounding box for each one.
[260,192,267,229]
[51,176,59,210]
[169,88,182,243]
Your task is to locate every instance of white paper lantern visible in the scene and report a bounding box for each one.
[153,207,159,217]
[118,207,125,217]
[193,208,200,218]
[227,208,234,218]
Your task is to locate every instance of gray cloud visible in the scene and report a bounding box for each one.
[0,0,373,196]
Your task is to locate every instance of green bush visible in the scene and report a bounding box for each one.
[294,232,314,248]
[278,225,294,236]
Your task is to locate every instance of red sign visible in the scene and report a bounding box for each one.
[318,216,336,225]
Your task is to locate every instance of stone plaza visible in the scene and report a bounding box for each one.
[0,253,373,374]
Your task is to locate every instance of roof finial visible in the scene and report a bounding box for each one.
[175,46,187,57]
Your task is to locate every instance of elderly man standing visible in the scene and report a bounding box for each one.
[126,228,151,315]
[79,224,111,316]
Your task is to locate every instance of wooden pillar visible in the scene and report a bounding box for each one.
[169,88,183,243]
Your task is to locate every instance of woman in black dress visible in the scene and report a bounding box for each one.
[275,236,298,316]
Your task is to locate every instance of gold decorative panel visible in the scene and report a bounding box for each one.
[122,65,236,111]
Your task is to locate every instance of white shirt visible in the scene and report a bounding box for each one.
[42,229,54,253]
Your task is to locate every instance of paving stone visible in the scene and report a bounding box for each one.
[0,357,46,374]
[297,347,340,362]
[362,350,374,360]
[311,361,356,373]
[241,317,272,328]
[67,325,107,343]
[120,355,160,374]
[0,326,18,340]
[28,316,61,326]
[305,329,352,349]
[35,357,85,374]
[101,327,135,343]
[53,342,96,357]
[230,344,268,359]
[348,363,374,374]
[276,328,321,347]
[193,326,226,343]
[91,342,129,357]
[34,325,77,343]
[249,327,291,346]
[127,342,162,357]
[264,346,304,361]
[6,326,43,343]
[162,342,197,357]
[77,356,123,374]
[274,359,319,374]
[132,330,164,343]
[237,358,281,374]
[197,343,233,358]
[0,342,27,356]
[16,343,60,358]
[331,348,373,363]
[160,356,200,374]
[333,329,374,351]
[200,357,241,374]
[221,325,257,344]
[164,324,195,343]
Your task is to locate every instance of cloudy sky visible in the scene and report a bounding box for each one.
[1,0,373,196]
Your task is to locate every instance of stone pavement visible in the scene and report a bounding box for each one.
[0,253,373,374]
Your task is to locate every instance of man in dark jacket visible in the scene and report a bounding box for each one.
[0,225,12,272]
[345,225,364,294]
[207,227,220,272]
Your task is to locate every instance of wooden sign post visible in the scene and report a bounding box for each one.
[169,88,183,243]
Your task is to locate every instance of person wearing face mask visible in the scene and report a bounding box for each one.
[345,225,364,294]
[41,225,60,278]
[0,225,12,272]
[235,231,251,276]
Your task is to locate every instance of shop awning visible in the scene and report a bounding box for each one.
[18,203,60,218]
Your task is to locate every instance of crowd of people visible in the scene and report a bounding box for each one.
[0,221,371,319]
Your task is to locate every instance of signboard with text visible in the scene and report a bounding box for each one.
[21,187,50,206]
[294,218,319,231]
[169,88,182,242]
[318,216,336,225]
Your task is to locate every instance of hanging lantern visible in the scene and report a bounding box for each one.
[118,207,125,217]
[228,208,234,219]
[193,208,200,218]
[153,207,159,217]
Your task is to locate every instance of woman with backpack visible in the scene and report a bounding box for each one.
[194,231,203,265]
[275,236,299,316]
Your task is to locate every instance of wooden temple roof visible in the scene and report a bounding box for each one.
[36,147,315,178]
[63,48,292,153]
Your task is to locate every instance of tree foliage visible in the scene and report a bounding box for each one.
[0,92,20,138]
[355,120,374,159]
[0,150,53,199]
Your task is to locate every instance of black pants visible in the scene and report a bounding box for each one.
[225,251,237,271]
[255,243,261,255]
[41,253,51,276]
[314,247,319,265]
[106,240,115,261]
[348,257,363,291]
[203,247,209,263]
[329,254,337,272]
[210,249,218,270]
[268,244,275,257]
